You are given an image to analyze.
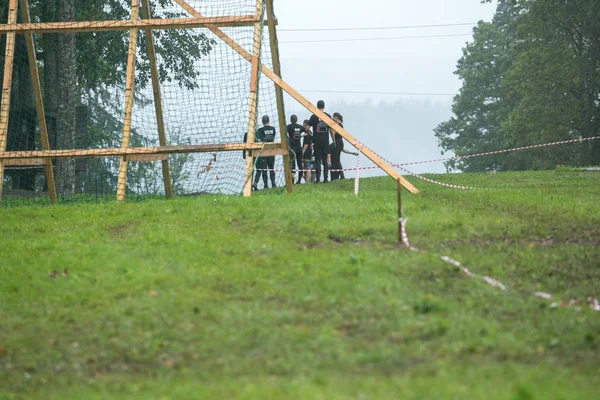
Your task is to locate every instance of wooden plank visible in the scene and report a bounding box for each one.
[243,0,264,197]
[0,142,283,160]
[4,158,45,166]
[171,0,418,194]
[0,0,18,201]
[125,154,168,162]
[141,0,173,199]
[249,147,289,157]
[19,0,57,204]
[116,0,140,202]
[265,0,293,194]
[0,16,261,34]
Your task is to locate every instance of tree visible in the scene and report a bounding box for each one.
[435,0,600,171]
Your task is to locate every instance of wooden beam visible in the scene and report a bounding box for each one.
[0,0,18,201]
[116,0,140,202]
[265,0,293,194]
[141,0,173,199]
[243,0,264,197]
[0,16,261,34]
[3,158,45,166]
[125,154,168,162]
[249,147,289,158]
[170,0,418,194]
[0,143,283,160]
[19,0,57,204]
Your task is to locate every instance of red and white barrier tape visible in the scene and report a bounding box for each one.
[369,147,478,190]
[396,165,478,190]
[396,136,600,167]
[401,218,599,309]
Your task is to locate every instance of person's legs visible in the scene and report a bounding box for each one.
[304,160,312,183]
[294,148,303,183]
[314,147,323,182]
[331,147,341,181]
[267,156,276,187]
[253,157,263,190]
[320,148,329,182]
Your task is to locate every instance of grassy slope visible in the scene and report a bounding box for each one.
[1,170,599,399]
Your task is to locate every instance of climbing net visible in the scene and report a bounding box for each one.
[0,0,289,205]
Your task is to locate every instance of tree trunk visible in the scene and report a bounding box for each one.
[54,0,77,196]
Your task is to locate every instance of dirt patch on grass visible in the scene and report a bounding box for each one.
[106,220,142,240]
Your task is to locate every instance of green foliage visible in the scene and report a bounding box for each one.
[1,172,600,397]
[436,0,600,171]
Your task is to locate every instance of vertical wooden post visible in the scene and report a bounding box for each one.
[243,0,265,197]
[20,0,57,204]
[116,0,141,202]
[141,0,173,199]
[0,0,18,201]
[397,179,403,246]
[265,0,293,194]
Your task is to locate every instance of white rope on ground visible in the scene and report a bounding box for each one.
[400,217,599,310]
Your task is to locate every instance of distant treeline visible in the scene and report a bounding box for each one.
[435,0,600,171]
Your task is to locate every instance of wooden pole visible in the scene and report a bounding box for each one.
[141,0,173,199]
[0,16,262,34]
[116,0,140,202]
[243,0,264,197]
[170,0,418,194]
[397,179,403,246]
[19,0,57,204]
[265,0,293,194]
[0,142,284,160]
[0,0,18,202]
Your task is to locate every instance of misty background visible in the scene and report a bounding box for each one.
[275,0,497,175]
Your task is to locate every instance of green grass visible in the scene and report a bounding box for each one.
[1,170,599,399]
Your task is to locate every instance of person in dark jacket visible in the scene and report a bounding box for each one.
[286,114,305,184]
[255,115,277,189]
[308,100,333,183]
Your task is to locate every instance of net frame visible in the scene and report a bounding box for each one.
[0,0,417,205]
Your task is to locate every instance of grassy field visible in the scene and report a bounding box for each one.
[1,170,599,399]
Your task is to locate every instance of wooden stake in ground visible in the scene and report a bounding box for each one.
[397,179,403,246]
[116,0,141,202]
[265,0,293,194]
[19,0,57,204]
[141,0,173,199]
[243,0,265,197]
[0,0,18,202]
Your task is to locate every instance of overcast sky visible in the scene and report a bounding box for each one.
[275,0,496,105]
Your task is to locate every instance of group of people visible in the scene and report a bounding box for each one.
[246,100,358,191]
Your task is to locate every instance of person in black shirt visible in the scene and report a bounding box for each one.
[330,112,359,180]
[301,119,314,183]
[330,112,344,180]
[255,115,277,188]
[286,114,305,184]
[308,100,334,183]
